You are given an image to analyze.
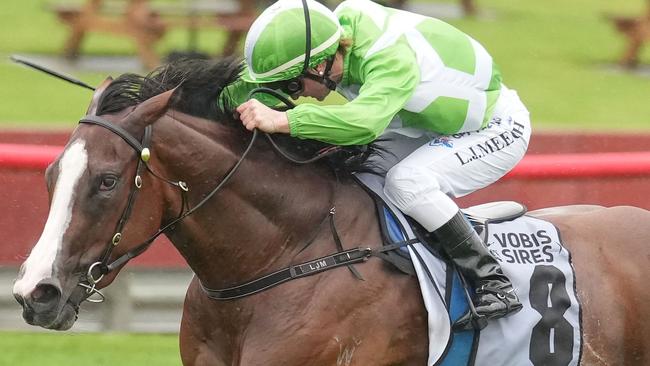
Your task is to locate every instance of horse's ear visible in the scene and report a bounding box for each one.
[86,76,113,116]
[123,87,178,130]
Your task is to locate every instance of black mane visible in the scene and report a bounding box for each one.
[96,57,242,123]
[95,57,386,175]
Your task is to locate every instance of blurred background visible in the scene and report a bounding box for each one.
[1,0,649,365]
[1,0,649,129]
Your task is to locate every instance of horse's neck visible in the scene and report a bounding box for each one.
[152,114,365,287]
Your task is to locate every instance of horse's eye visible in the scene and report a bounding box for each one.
[99,175,118,191]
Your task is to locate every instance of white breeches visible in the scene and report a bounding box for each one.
[382,86,531,231]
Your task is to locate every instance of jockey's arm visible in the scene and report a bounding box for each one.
[222,77,292,133]
[287,44,420,146]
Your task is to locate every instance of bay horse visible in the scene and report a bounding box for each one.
[12,59,650,365]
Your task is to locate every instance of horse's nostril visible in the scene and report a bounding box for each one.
[31,284,61,305]
[14,293,25,306]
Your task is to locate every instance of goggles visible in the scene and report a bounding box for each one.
[267,77,304,96]
[265,68,336,96]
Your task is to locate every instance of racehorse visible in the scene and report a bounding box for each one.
[12,58,650,365]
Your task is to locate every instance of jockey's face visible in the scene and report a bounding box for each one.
[295,75,332,101]
[267,73,331,101]
[276,54,343,101]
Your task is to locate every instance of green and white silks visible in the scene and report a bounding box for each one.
[286,0,502,145]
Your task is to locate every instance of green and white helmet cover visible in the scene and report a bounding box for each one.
[243,0,342,83]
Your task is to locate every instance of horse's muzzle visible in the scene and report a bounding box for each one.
[14,281,79,330]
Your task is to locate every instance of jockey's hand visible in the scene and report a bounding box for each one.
[236,99,290,134]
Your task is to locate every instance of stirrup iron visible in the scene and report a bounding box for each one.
[452,269,488,331]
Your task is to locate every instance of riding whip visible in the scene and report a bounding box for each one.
[10,55,95,91]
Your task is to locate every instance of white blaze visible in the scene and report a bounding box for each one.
[13,140,88,296]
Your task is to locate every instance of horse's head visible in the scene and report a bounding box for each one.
[12,77,177,330]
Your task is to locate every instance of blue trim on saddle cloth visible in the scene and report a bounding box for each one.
[382,208,478,365]
[384,207,410,253]
[438,271,478,366]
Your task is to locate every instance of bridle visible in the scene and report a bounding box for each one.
[76,115,189,302]
[74,93,344,302]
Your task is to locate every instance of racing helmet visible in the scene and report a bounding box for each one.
[242,0,342,84]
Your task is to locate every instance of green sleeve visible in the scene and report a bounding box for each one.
[286,42,420,145]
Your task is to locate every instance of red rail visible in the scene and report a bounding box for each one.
[3,143,650,267]
[505,152,650,179]
[0,143,63,170]
[3,143,650,179]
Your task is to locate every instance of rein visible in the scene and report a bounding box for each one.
[74,106,348,302]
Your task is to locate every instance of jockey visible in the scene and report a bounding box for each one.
[232,0,530,329]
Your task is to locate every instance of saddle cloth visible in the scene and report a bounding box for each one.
[355,173,582,366]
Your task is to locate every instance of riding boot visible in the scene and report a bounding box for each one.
[431,211,522,330]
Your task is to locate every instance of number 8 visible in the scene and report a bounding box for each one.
[529,265,574,366]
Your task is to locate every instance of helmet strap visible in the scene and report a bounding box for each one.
[299,0,337,91]
[321,56,337,90]
[300,0,311,75]
[303,56,337,91]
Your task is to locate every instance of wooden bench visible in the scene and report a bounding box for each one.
[608,1,650,68]
[387,0,476,16]
[50,0,256,69]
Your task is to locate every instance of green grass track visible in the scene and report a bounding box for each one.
[0,332,181,365]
